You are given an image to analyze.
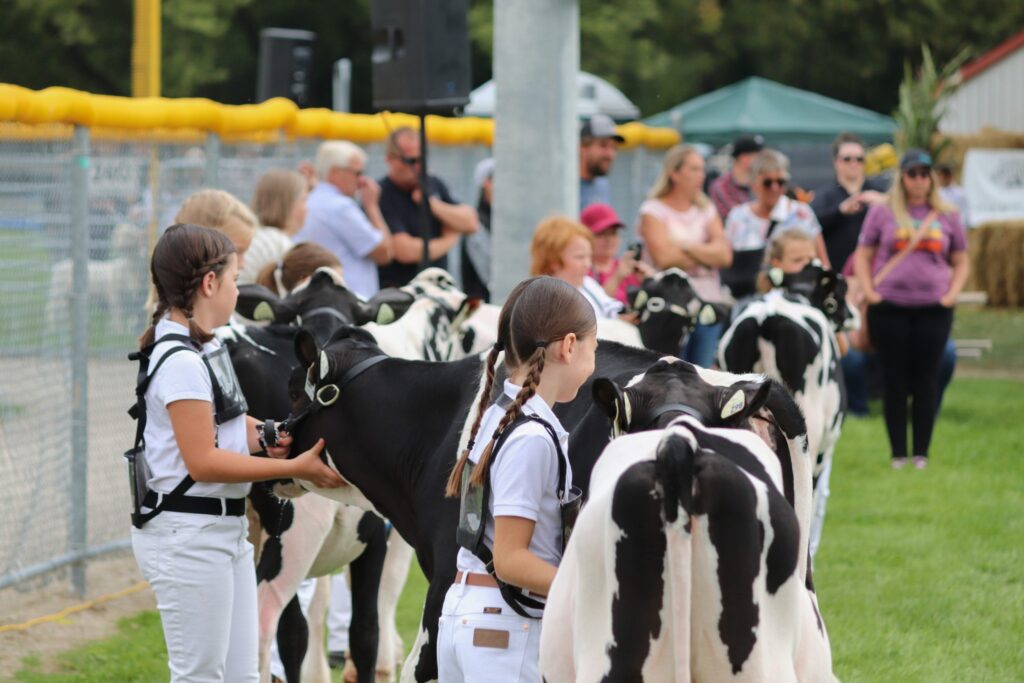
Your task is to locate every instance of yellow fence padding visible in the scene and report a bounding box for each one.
[0,83,680,148]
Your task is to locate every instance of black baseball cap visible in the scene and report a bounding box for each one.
[732,134,765,157]
[900,149,933,173]
[581,114,625,143]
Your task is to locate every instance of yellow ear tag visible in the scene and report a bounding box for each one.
[721,390,746,419]
[319,351,330,380]
[698,303,717,326]
[376,303,395,325]
[253,301,275,321]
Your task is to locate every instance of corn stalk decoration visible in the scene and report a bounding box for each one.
[894,44,972,160]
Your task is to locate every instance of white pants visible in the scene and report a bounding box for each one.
[436,580,541,683]
[132,511,258,682]
[326,572,352,653]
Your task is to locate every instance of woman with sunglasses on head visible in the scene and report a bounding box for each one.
[852,149,969,471]
[722,149,829,299]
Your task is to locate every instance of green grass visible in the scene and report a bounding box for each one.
[952,305,1024,372]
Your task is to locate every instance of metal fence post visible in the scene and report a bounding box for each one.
[205,132,220,187]
[70,125,91,598]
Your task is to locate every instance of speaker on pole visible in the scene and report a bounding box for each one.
[371,0,471,113]
[257,28,316,107]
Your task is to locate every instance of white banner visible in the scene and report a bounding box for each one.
[963,149,1024,225]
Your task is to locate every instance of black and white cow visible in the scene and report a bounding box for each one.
[717,264,857,557]
[285,328,811,682]
[628,268,728,355]
[540,417,836,682]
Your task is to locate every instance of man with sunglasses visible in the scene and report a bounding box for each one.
[296,140,393,297]
[377,127,478,288]
[811,132,888,272]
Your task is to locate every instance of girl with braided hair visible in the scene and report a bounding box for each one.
[438,276,598,682]
[132,223,343,682]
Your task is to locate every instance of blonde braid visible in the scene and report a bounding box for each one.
[445,344,501,497]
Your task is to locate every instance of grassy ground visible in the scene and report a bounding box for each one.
[7,376,1023,682]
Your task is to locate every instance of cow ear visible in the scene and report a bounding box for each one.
[235,284,297,324]
[593,378,631,435]
[363,288,415,325]
[718,379,772,423]
[294,329,319,368]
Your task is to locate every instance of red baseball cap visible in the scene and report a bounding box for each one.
[580,203,624,234]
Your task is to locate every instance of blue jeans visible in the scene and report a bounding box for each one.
[680,322,723,368]
[842,338,956,416]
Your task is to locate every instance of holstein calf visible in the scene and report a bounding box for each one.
[540,418,836,682]
[629,268,728,355]
[717,264,856,557]
[284,329,810,682]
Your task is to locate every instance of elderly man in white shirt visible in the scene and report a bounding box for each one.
[295,141,393,298]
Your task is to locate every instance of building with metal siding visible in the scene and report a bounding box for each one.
[942,29,1024,135]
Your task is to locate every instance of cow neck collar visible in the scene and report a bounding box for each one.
[278,353,389,436]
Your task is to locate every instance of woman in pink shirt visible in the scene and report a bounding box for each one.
[853,149,969,470]
[639,144,733,366]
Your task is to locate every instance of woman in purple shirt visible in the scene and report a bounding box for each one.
[853,149,970,470]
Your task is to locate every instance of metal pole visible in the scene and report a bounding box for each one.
[204,132,220,188]
[417,114,432,271]
[491,0,579,301]
[69,125,91,598]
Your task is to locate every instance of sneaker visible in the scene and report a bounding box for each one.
[913,456,928,470]
[891,457,908,470]
[328,651,347,669]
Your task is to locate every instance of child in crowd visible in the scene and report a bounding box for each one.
[256,242,344,297]
[438,276,597,681]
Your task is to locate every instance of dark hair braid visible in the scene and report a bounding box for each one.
[445,345,502,497]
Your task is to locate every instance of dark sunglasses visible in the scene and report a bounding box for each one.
[400,155,422,166]
[761,177,788,189]
[840,155,865,163]
[904,167,931,179]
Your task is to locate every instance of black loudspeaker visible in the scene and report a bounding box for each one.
[371,0,471,113]
[257,28,316,107]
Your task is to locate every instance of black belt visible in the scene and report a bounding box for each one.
[142,491,245,517]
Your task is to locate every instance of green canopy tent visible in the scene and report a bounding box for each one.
[644,77,895,146]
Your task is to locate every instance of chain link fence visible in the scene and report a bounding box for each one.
[0,127,663,597]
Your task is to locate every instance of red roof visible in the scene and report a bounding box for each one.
[960,28,1024,83]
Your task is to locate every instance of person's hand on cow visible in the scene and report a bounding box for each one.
[291,438,346,488]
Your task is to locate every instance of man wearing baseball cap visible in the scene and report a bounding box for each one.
[709,133,764,220]
[580,113,626,211]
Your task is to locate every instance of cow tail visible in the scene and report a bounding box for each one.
[655,429,696,681]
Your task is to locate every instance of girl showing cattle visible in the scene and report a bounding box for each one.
[439,276,597,682]
[129,223,343,681]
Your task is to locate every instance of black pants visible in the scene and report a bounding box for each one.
[867,302,954,459]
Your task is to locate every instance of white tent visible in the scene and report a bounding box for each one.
[463,71,641,120]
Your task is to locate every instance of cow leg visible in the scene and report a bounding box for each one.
[300,576,332,683]
[376,532,415,680]
[408,576,448,683]
[276,594,309,683]
[347,514,388,683]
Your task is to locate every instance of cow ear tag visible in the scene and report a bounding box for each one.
[376,303,395,325]
[721,390,746,419]
[253,301,275,322]
[319,351,330,380]
[768,268,784,287]
[633,290,649,310]
[316,384,340,406]
[698,303,717,326]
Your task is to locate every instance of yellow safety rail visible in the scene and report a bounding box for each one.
[0,84,680,148]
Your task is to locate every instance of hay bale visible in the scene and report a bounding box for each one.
[940,128,1024,177]
[971,221,1024,307]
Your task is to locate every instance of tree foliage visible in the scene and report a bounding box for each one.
[0,0,1021,118]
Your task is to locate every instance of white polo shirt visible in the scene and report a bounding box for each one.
[456,380,572,579]
[142,319,250,499]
